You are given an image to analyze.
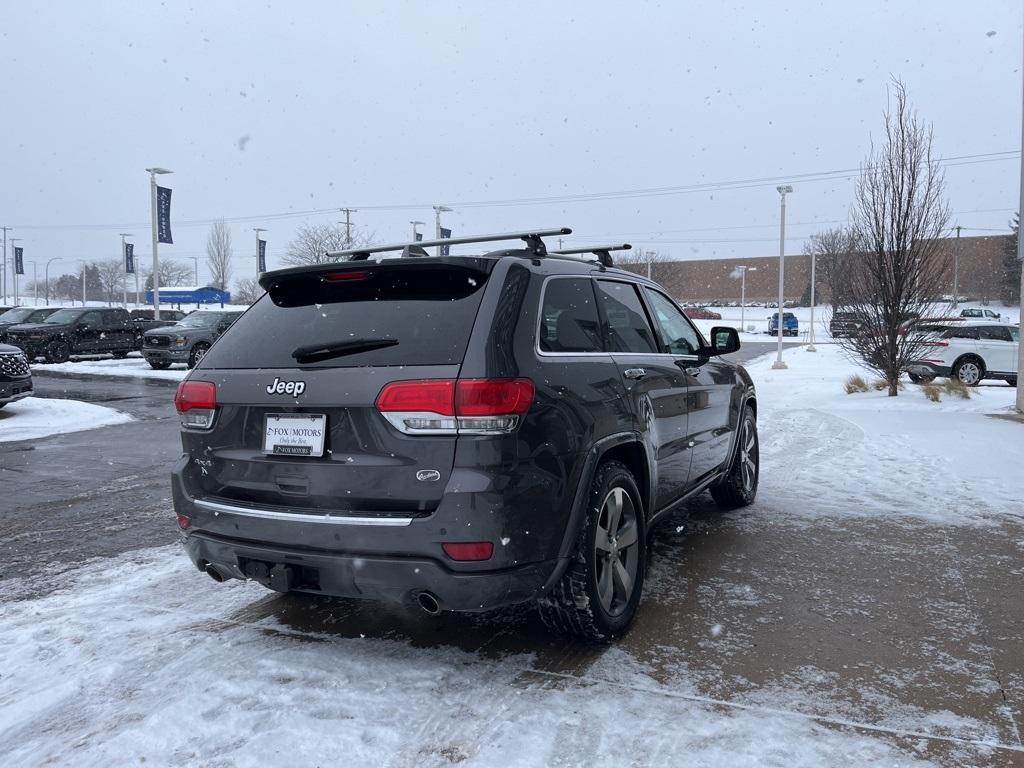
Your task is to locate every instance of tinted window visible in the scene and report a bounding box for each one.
[944,327,979,340]
[645,288,702,355]
[539,278,602,353]
[80,311,102,326]
[177,311,242,329]
[0,308,35,323]
[45,309,86,324]
[979,326,1013,342]
[200,265,489,369]
[596,281,657,354]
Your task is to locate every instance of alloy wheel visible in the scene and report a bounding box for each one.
[739,419,757,492]
[957,362,981,386]
[594,487,640,617]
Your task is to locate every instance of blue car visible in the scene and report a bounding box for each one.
[768,312,799,337]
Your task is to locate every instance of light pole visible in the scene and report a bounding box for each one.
[736,266,757,333]
[433,205,453,257]
[1016,34,1024,415]
[119,233,135,307]
[44,257,61,305]
[9,238,22,305]
[410,220,425,241]
[953,224,961,308]
[772,185,793,370]
[807,246,818,352]
[254,228,267,278]
[24,261,37,304]
[189,256,199,286]
[0,226,9,304]
[146,166,173,320]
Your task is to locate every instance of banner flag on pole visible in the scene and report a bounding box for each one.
[414,232,423,242]
[440,227,452,257]
[157,186,174,244]
[258,239,267,273]
[14,247,24,275]
[125,243,135,274]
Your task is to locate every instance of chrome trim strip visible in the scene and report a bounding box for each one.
[194,498,414,526]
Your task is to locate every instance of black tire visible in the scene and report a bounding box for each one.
[952,356,984,387]
[147,359,172,370]
[111,350,129,359]
[710,407,759,510]
[538,460,646,643]
[908,372,935,384]
[187,343,210,370]
[44,340,71,364]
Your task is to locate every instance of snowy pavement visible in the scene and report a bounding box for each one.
[0,396,132,443]
[1,345,1022,766]
[30,355,189,382]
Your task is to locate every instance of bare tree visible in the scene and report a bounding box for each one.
[143,261,193,291]
[836,80,951,396]
[206,219,233,290]
[94,259,126,305]
[283,223,374,266]
[804,226,860,307]
[233,277,261,305]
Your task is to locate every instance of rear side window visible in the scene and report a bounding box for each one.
[944,327,979,340]
[979,326,1013,342]
[200,264,490,369]
[595,280,658,354]
[539,278,602,353]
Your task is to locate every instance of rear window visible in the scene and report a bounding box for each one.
[200,264,490,369]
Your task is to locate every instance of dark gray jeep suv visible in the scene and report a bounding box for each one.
[171,229,758,641]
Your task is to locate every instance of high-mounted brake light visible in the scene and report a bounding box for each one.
[174,380,217,430]
[323,270,370,282]
[375,378,534,435]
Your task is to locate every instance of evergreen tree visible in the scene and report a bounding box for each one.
[1003,213,1021,304]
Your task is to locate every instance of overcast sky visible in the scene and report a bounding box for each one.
[1,1,1021,287]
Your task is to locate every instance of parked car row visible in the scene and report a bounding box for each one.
[0,305,242,367]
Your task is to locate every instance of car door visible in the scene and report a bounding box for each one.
[75,311,103,353]
[977,325,1016,373]
[642,287,735,487]
[595,279,691,511]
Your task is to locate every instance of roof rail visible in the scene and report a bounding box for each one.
[549,243,632,268]
[326,228,572,261]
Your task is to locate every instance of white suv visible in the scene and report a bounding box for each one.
[906,321,1019,387]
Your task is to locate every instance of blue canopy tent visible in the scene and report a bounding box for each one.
[144,285,231,308]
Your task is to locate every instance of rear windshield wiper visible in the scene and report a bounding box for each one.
[291,337,398,364]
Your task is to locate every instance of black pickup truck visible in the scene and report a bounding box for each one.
[6,307,137,363]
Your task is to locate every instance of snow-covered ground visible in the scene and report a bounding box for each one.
[31,355,189,382]
[1,344,1022,766]
[0,396,132,443]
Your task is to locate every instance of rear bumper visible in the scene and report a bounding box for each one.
[0,377,32,404]
[181,531,554,611]
[905,362,951,378]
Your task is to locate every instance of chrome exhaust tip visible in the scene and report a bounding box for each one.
[416,591,441,615]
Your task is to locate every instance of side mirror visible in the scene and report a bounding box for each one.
[706,326,740,356]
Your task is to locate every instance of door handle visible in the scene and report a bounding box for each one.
[623,368,647,380]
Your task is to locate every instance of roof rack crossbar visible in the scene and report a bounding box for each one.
[550,243,632,268]
[328,228,572,260]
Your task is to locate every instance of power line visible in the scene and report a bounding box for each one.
[9,151,1020,232]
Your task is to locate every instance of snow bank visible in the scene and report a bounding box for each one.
[0,396,132,442]
[32,356,188,382]
[747,343,1023,526]
[0,546,935,767]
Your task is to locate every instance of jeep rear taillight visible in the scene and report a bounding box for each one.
[174,380,217,430]
[375,378,534,435]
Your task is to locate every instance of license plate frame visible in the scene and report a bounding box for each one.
[263,413,327,457]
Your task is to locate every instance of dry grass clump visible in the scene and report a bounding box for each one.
[921,382,941,402]
[844,374,870,394]
[942,377,971,399]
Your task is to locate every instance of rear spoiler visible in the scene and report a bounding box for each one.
[326,228,572,260]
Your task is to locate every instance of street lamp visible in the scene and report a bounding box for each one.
[24,260,37,304]
[410,220,425,241]
[735,266,757,332]
[433,205,453,258]
[146,166,173,320]
[8,238,22,305]
[44,257,61,305]
[254,228,267,278]
[772,185,793,370]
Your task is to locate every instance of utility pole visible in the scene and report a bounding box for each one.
[953,225,961,308]
[9,238,21,305]
[433,205,452,258]
[1,226,10,304]
[254,228,267,277]
[772,185,793,370]
[736,266,757,333]
[146,166,173,320]
[339,208,357,247]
